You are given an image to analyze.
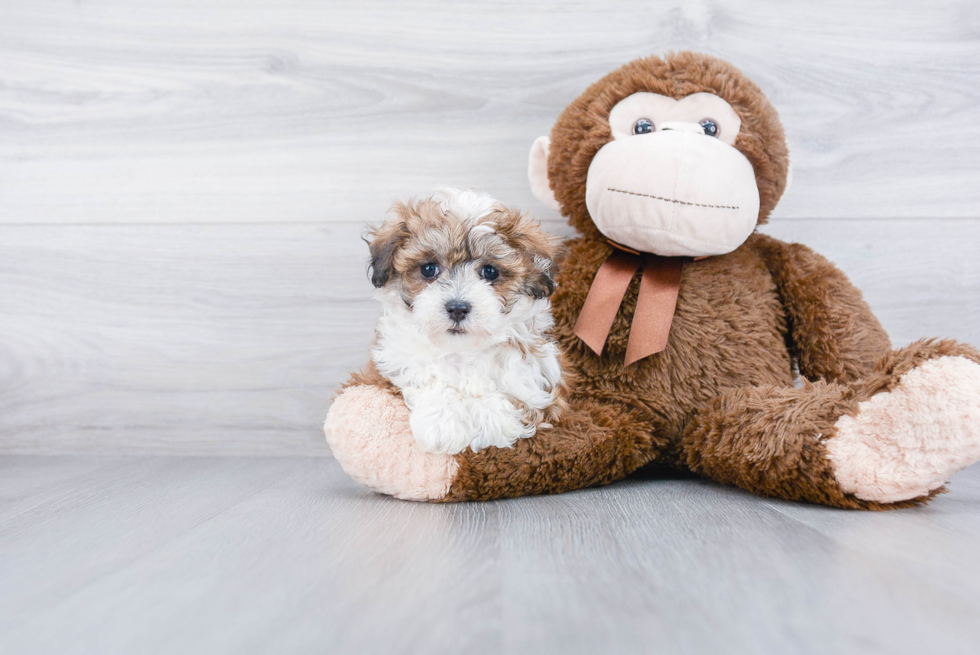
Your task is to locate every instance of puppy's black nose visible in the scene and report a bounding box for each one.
[445,300,471,322]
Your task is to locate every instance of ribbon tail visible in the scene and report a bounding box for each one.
[574,250,641,356]
[624,256,685,366]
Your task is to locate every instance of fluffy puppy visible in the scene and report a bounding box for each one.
[364,188,567,455]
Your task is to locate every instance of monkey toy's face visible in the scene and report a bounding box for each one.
[583,92,759,257]
[529,52,789,258]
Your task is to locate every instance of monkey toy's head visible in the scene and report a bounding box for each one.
[529,52,790,257]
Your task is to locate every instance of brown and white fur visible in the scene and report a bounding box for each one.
[365,188,567,455]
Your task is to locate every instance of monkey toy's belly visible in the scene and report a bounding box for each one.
[556,238,796,445]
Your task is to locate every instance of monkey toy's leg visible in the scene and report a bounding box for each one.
[701,234,980,508]
[683,340,980,508]
[325,384,656,502]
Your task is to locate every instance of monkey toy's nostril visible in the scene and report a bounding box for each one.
[445,300,471,322]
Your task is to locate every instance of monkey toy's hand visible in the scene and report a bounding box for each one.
[324,385,460,501]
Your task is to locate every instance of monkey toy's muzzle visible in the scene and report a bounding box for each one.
[585,127,761,258]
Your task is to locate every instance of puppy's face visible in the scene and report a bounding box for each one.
[368,190,560,351]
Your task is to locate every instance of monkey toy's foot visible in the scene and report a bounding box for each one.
[828,354,980,503]
[324,385,458,501]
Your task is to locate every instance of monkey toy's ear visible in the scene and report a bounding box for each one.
[528,136,561,211]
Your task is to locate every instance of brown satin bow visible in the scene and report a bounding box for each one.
[574,242,687,366]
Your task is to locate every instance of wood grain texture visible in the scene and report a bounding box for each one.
[1,455,980,655]
[1,1,979,455]
[1,219,978,455]
[1,0,980,225]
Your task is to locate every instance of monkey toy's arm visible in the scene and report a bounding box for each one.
[749,233,893,384]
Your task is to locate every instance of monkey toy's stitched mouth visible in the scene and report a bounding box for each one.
[607,187,740,211]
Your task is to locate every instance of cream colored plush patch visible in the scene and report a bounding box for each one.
[828,356,980,503]
[528,136,561,211]
[324,385,459,501]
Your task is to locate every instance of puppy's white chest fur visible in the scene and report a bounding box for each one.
[372,296,563,455]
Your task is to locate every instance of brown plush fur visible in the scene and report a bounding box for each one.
[432,53,974,509]
[438,234,924,507]
[344,52,976,509]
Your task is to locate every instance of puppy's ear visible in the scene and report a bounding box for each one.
[486,208,563,299]
[526,253,559,299]
[366,213,411,288]
[517,221,563,300]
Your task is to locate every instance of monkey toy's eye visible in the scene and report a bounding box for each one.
[699,119,719,137]
[632,118,655,135]
[480,264,500,281]
[420,263,440,279]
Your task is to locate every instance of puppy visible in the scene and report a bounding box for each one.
[364,188,567,455]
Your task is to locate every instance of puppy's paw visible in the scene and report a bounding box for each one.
[828,356,980,502]
[324,385,458,501]
[403,386,475,455]
[465,393,536,453]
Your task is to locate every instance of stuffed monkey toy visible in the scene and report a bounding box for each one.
[325,52,980,509]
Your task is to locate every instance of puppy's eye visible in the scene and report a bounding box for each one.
[420,263,440,279]
[632,118,654,135]
[699,119,719,137]
[480,264,499,281]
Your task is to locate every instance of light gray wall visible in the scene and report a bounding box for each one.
[2,0,979,454]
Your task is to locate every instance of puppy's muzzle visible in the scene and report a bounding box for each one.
[445,299,471,323]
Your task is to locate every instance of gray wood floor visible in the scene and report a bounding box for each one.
[2,455,980,655]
